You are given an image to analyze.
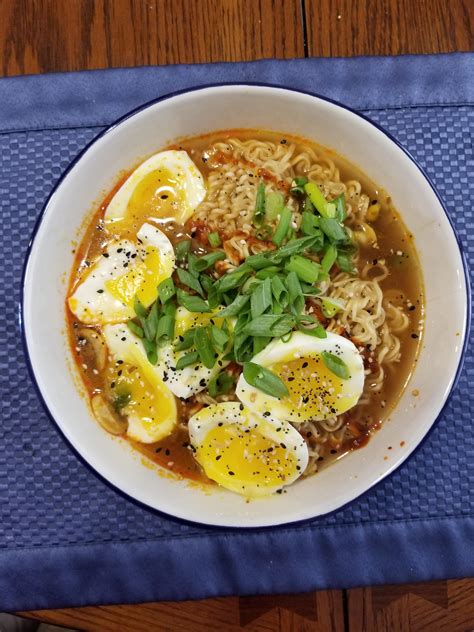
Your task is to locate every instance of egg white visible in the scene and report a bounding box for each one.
[68,223,175,325]
[236,331,364,423]
[104,150,206,226]
[188,401,309,497]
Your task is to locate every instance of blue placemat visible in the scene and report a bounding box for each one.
[1,53,473,612]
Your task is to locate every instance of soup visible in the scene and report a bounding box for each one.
[67,130,424,497]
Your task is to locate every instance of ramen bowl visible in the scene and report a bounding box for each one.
[22,85,469,527]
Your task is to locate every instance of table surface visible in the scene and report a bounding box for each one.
[2,0,473,630]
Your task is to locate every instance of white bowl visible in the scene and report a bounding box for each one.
[22,85,469,527]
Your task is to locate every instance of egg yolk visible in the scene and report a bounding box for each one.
[271,355,350,419]
[106,360,176,439]
[105,247,164,308]
[194,423,297,495]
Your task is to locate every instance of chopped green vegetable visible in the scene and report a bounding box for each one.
[243,314,295,337]
[255,266,280,280]
[158,277,176,304]
[250,277,272,318]
[176,289,211,313]
[208,232,221,247]
[156,307,176,345]
[194,250,226,272]
[177,267,204,296]
[304,182,335,218]
[127,321,144,338]
[285,271,305,315]
[301,210,320,236]
[175,240,191,261]
[253,336,271,355]
[265,192,285,220]
[214,266,250,293]
[243,362,289,398]
[246,253,276,270]
[208,371,235,397]
[271,275,289,308]
[321,351,350,379]
[217,294,250,317]
[336,252,356,274]
[298,324,327,338]
[333,194,347,222]
[133,296,147,319]
[174,328,195,351]
[210,325,229,353]
[321,296,346,318]
[319,217,350,243]
[253,182,266,226]
[145,301,160,340]
[321,244,338,274]
[194,327,216,369]
[290,176,308,195]
[285,255,321,284]
[143,338,158,365]
[176,351,199,370]
[272,207,293,246]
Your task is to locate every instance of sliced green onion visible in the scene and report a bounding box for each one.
[272,207,292,246]
[217,294,250,317]
[174,328,195,352]
[156,306,176,345]
[265,192,285,220]
[321,351,350,379]
[194,251,226,272]
[319,217,349,243]
[176,351,199,370]
[321,296,346,318]
[145,301,160,341]
[233,331,253,363]
[255,266,280,280]
[321,244,338,274]
[142,338,158,365]
[301,210,320,236]
[208,371,235,397]
[290,176,308,195]
[175,240,191,262]
[242,277,261,294]
[177,268,204,296]
[285,271,304,315]
[285,255,321,284]
[187,252,200,278]
[206,285,221,310]
[337,252,356,273]
[194,327,216,369]
[253,182,266,226]
[303,196,314,213]
[200,274,213,293]
[333,194,347,222]
[299,324,327,338]
[208,232,221,247]
[243,362,289,399]
[243,314,295,337]
[210,325,229,353]
[253,336,271,355]
[133,296,147,319]
[158,277,175,304]
[272,234,320,260]
[214,267,250,293]
[127,321,144,338]
[245,253,276,270]
[176,289,211,313]
[271,275,289,308]
[250,277,273,318]
[304,183,335,218]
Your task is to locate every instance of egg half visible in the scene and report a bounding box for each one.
[236,331,364,423]
[68,223,175,325]
[102,324,177,443]
[104,150,206,232]
[188,402,309,497]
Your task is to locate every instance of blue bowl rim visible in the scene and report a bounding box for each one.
[20,81,472,529]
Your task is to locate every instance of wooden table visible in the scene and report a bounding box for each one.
[2,0,472,629]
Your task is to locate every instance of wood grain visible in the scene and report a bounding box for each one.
[2,0,473,630]
[0,0,304,76]
[304,0,473,57]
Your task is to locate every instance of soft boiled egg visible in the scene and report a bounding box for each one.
[102,323,177,443]
[104,150,206,232]
[155,307,230,399]
[188,402,309,497]
[68,223,175,325]
[236,331,364,424]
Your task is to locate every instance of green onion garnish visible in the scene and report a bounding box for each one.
[176,351,199,370]
[304,182,335,218]
[145,301,160,341]
[321,296,346,318]
[265,192,285,220]
[271,275,289,308]
[194,251,227,272]
[285,271,304,315]
[301,210,320,236]
[194,327,216,369]
[208,371,235,397]
[133,296,147,319]
[253,182,266,226]
[255,266,280,280]
[290,176,308,195]
[214,267,251,293]
[333,194,347,222]
[321,244,338,274]
[285,255,321,284]
[174,328,195,351]
[158,278,176,304]
[243,362,289,398]
[319,217,349,243]
[156,308,176,345]
[321,351,350,379]
[142,338,158,365]
[272,206,292,246]
[298,324,327,338]
[253,336,271,355]
[177,268,204,296]
[175,239,191,261]
[127,321,144,338]
[210,325,229,353]
[243,314,295,337]
[208,232,221,247]
[176,289,211,313]
[336,252,356,274]
[250,277,273,318]
[217,294,250,317]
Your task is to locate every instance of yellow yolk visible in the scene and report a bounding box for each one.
[105,247,164,308]
[106,360,176,443]
[174,311,225,338]
[194,424,298,494]
[272,355,347,418]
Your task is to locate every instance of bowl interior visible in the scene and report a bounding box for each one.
[23,85,468,527]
